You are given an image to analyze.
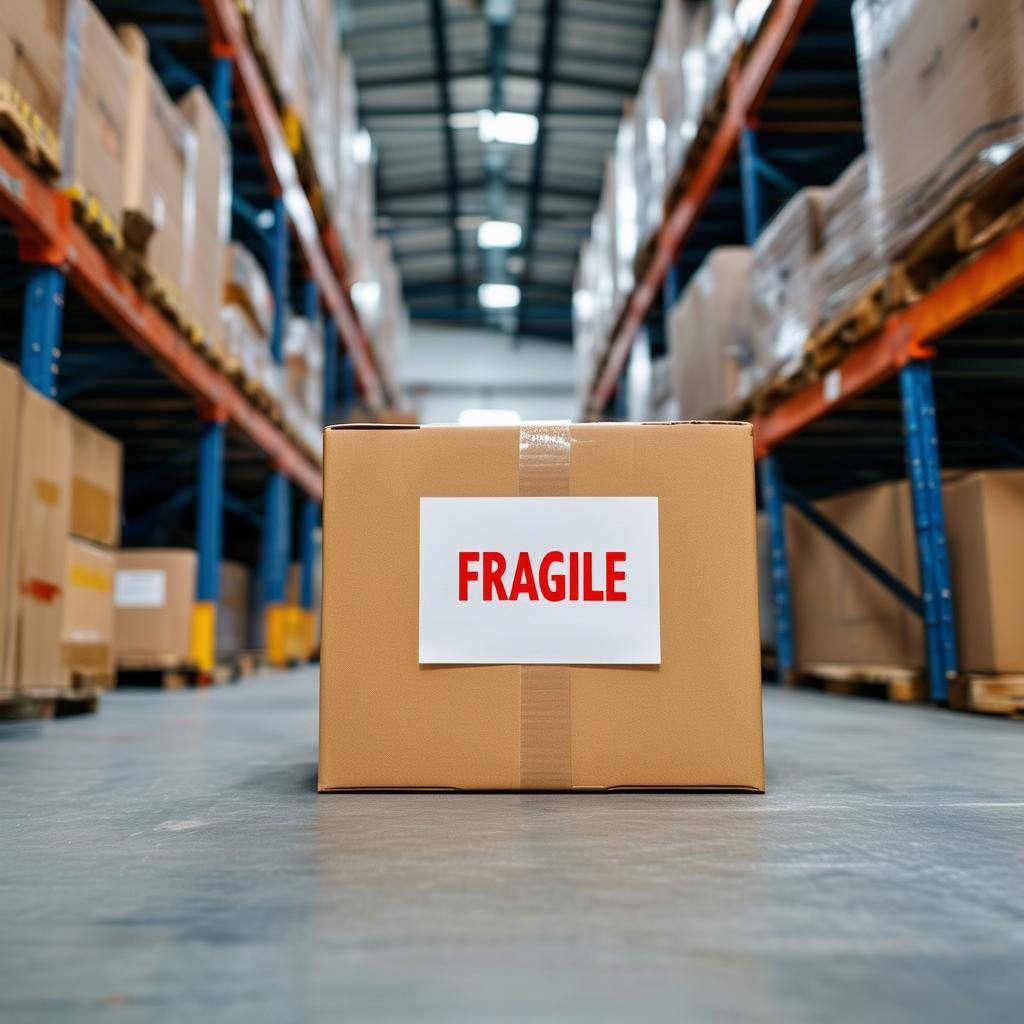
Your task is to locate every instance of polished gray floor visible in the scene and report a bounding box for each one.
[1,669,1022,1023]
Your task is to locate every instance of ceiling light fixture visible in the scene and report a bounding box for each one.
[477,220,522,249]
[478,283,521,309]
[477,110,538,146]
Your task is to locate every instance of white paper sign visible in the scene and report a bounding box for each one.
[114,569,167,609]
[419,497,661,665]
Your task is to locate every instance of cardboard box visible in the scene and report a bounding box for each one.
[319,422,764,792]
[217,560,249,659]
[3,386,73,693]
[853,0,1024,261]
[0,360,22,696]
[61,537,115,685]
[64,1,131,227]
[944,470,1024,674]
[786,480,924,671]
[669,247,755,419]
[0,1,66,155]
[114,549,196,665]
[177,85,230,357]
[69,412,122,548]
[118,25,194,285]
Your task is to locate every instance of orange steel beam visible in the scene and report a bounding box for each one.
[587,0,818,416]
[0,139,323,500]
[753,222,1024,456]
[199,0,385,410]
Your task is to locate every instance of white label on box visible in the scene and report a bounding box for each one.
[419,497,661,665]
[114,569,167,609]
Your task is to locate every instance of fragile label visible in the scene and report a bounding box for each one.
[419,497,661,665]
[114,569,166,609]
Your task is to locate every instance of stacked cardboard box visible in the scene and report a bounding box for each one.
[853,0,1024,263]
[217,561,251,661]
[283,315,325,451]
[669,246,757,419]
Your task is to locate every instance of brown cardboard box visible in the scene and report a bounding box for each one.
[4,386,73,693]
[177,85,230,358]
[64,1,131,227]
[786,480,924,671]
[69,412,122,548]
[0,1,66,154]
[61,537,115,686]
[114,549,196,665]
[217,560,249,659]
[853,0,1024,261]
[0,360,22,696]
[319,422,764,792]
[669,247,755,419]
[118,25,194,286]
[944,470,1024,674]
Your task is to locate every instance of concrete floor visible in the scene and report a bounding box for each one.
[1,670,1022,1023]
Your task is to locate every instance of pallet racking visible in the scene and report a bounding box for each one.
[0,0,394,675]
[581,0,1024,706]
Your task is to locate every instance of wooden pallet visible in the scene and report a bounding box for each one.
[796,663,928,704]
[0,687,101,721]
[888,148,1024,307]
[948,675,1024,718]
[750,356,817,415]
[0,79,61,178]
[117,656,201,690]
[806,278,887,373]
[64,183,124,259]
[234,650,266,678]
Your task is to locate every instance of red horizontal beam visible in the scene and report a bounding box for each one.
[753,221,1024,456]
[199,0,385,410]
[0,139,322,500]
[588,0,818,415]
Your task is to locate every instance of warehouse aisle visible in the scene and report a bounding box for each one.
[1,673,1021,1023]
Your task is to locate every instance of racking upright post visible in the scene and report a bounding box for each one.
[899,360,958,701]
[20,260,65,398]
[190,49,235,679]
[298,278,321,658]
[262,191,292,665]
[739,126,794,683]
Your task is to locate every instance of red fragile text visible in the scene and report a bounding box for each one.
[458,551,627,602]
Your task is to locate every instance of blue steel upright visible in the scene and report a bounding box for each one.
[298,499,319,658]
[899,360,957,701]
[261,469,292,665]
[322,313,339,424]
[739,126,794,682]
[210,54,233,127]
[192,414,226,674]
[269,195,289,363]
[21,265,66,397]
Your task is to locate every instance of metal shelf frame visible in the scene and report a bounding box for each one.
[595,0,1024,702]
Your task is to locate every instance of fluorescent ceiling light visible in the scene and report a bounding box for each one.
[458,408,522,426]
[477,220,522,249]
[478,110,538,146]
[478,283,521,309]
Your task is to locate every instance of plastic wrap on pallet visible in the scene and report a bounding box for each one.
[706,0,740,102]
[672,1,712,194]
[333,52,361,251]
[853,0,1024,263]
[818,154,886,328]
[749,188,828,380]
[220,302,266,385]
[284,314,325,427]
[572,239,601,410]
[633,65,664,252]
[224,242,275,342]
[248,0,292,98]
[669,246,755,419]
[178,86,232,359]
[119,25,198,292]
[613,108,638,306]
[648,0,685,208]
[734,0,772,43]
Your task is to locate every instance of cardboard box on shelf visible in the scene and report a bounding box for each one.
[320,422,764,792]
[118,25,195,286]
[61,538,115,687]
[2,386,73,694]
[69,412,122,548]
[177,85,231,358]
[854,0,1024,262]
[113,549,196,666]
[224,242,274,341]
[669,246,756,419]
[786,480,924,671]
[944,470,1024,674]
[0,360,22,696]
[217,560,250,660]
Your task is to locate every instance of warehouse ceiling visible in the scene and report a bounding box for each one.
[340,0,661,341]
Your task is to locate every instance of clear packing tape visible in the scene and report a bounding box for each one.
[853,0,1024,262]
[517,424,573,791]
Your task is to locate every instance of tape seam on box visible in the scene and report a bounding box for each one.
[518,424,573,790]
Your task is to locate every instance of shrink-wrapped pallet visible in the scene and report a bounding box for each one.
[853,0,1024,263]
